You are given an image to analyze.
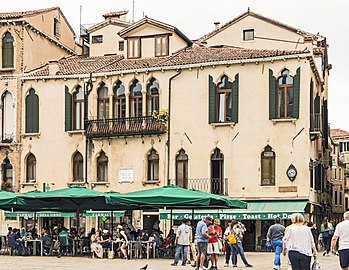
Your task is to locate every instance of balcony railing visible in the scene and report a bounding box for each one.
[310,113,322,133]
[169,178,228,196]
[86,116,166,138]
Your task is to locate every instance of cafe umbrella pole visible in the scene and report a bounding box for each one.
[111,210,114,237]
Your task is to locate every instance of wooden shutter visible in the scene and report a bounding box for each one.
[292,67,301,119]
[25,93,33,133]
[232,73,239,123]
[269,69,276,120]
[208,75,216,123]
[65,86,72,131]
[310,79,314,130]
[32,91,39,133]
[25,89,38,133]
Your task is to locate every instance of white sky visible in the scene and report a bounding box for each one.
[2,0,348,130]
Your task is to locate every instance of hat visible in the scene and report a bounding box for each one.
[117,225,123,230]
[214,219,220,225]
[53,226,58,230]
[102,229,108,234]
[205,216,213,223]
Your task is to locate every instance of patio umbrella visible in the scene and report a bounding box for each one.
[0,190,17,206]
[106,185,247,209]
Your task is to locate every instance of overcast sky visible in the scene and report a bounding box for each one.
[2,0,348,130]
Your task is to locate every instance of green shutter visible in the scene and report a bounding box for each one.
[310,79,313,130]
[269,69,276,120]
[208,75,216,123]
[232,73,239,123]
[65,86,72,131]
[25,89,39,133]
[293,67,301,119]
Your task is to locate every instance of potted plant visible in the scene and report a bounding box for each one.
[152,109,168,131]
[2,181,12,191]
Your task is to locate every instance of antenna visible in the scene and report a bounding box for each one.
[79,5,82,37]
[132,0,135,22]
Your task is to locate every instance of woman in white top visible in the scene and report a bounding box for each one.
[282,213,317,270]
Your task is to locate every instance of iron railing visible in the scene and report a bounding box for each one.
[310,113,322,133]
[85,116,166,138]
[169,178,228,196]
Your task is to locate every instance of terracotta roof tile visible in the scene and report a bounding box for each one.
[26,46,308,77]
[0,7,58,20]
[331,129,349,137]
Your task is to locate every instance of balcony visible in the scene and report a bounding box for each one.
[310,113,322,133]
[169,178,228,196]
[85,116,166,138]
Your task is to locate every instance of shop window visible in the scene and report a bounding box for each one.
[261,145,275,186]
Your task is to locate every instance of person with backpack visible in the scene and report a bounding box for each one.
[226,220,253,268]
[267,217,285,270]
[321,217,334,256]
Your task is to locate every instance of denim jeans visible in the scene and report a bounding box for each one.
[174,244,188,265]
[225,240,237,264]
[272,239,283,266]
[231,242,249,266]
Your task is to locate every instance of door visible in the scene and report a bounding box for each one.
[211,148,224,194]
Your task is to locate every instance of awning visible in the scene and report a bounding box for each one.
[159,200,308,221]
[5,211,125,218]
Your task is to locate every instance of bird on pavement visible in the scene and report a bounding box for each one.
[140,264,148,270]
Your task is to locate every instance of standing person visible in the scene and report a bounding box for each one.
[267,217,285,270]
[171,218,190,266]
[282,213,317,270]
[331,211,349,270]
[196,216,213,270]
[187,220,197,266]
[307,222,319,250]
[321,217,334,256]
[207,219,222,270]
[223,221,236,267]
[230,220,253,268]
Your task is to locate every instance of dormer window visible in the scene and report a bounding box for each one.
[243,29,254,41]
[128,38,141,59]
[54,17,60,37]
[155,35,169,57]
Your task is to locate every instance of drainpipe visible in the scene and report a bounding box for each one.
[84,73,93,186]
[167,70,181,185]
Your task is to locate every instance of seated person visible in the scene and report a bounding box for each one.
[114,225,128,259]
[100,229,112,250]
[41,230,52,255]
[90,231,103,259]
[8,229,26,255]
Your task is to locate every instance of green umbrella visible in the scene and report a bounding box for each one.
[0,190,17,206]
[107,185,247,209]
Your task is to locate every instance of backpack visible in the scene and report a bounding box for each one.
[228,233,237,245]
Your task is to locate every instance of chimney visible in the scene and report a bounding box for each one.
[48,61,59,76]
[214,22,220,29]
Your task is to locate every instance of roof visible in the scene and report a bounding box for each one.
[198,9,317,43]
[87,19,130,34]
[119,16,192,46]
[331,129,349,138]
[103,10,128,19]
[0,6,58,20]
[25,45,309,78]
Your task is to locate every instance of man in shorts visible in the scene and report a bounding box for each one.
[331,211,349,270]
[196,216,212,270]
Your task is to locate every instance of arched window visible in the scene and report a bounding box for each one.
[146,78,159,116]
[147,149,159,181]
[176,149,188,189]
[73,86,84,130]
[73,152,83,182]
[1,157,13,191]
[113,81,126,119]
[276,69,294,118]
[25,89,39,133]
[261,145,275,186]
[211,148,224,195]
[97,83,109,119]
[2,91,14,142]
[2,32,14,68]
[97,151,108,182]
[217,75,232,122]
[130,79,142,118]
[26,153,36,183]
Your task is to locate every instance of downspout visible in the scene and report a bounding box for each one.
[167,70,181,185]
[84,73,93,186]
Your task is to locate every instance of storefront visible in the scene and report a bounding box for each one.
[160,200,308,251]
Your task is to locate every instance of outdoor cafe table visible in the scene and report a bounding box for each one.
[24,239,43,256]
[128,240,155,260]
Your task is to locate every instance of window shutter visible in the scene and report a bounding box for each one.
[310,79,314,130]
[25,93,33,133]
[32,92,39,133]
[65,86,72,131]
[232,73,239,123]
[269,69,276,120]
[208,75,216,123]
[292,67,301,119]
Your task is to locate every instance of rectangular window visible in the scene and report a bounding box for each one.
[155,36,169,56]
[346,197,348,210]
[340,192,343,206]
[243,29,254,41]
[128,38,141,58]
[92,35,103,44]
[335,190,338,205]
[119,41,124,51]
[54,18,60,37]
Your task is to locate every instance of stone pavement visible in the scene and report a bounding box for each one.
[0,252,340,270]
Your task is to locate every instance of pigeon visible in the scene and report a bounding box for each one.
[140,264,148,270]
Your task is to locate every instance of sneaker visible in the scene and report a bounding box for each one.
[171,263,178,266]
[224,264,229,267]
[273,266,280,270]
[182,263,186,266]
[245,264,253,268]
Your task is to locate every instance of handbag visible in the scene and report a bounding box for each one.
[311,256,321,270]
[228,233,237,245]
[108,250,114,259]
[217,239,223,251]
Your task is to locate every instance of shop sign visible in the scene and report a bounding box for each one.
[84,211,125,217]
[119,168,134,183]
[159,212,298,221]
[5,212,74,218]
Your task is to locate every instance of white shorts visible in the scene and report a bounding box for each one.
[207,242,220,254]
